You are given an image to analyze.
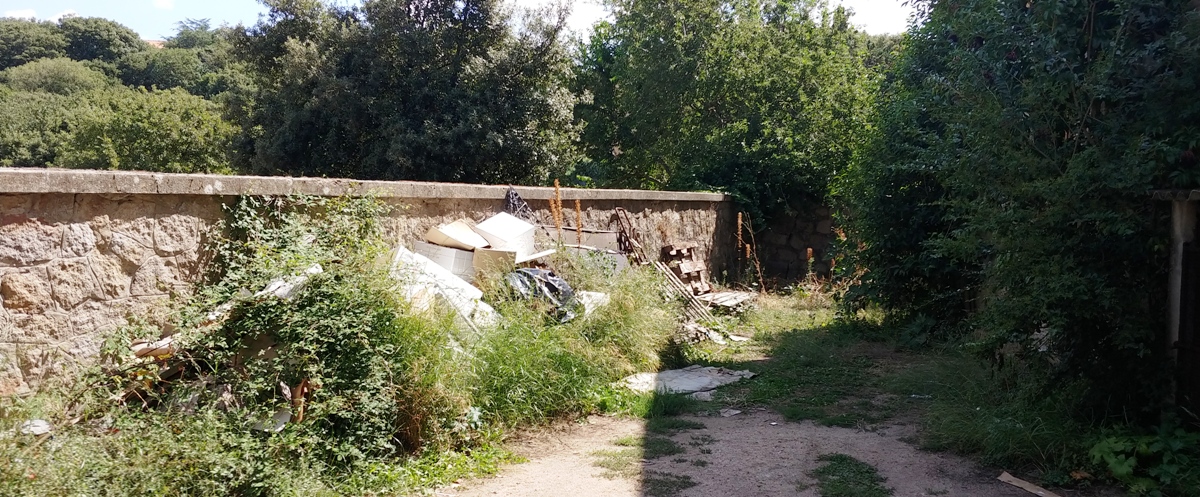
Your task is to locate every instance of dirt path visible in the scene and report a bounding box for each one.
[441,411,1029,497]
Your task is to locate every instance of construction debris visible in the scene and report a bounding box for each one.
[661,243,712,295]
[18,419,52,435]
[254,264,323,300]
[415,240,476,283]
[425,220,490,251]
[576,290,611,317]
[473,212,536,260]
[997,472,1061,497]
[696,291,756,312]
[505,268,581,323]
[621,365,756,394]
[390,246,498,330]
[655,261,716,324]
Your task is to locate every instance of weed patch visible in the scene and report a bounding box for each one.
[642,471,697,496]
[809,453,892,497]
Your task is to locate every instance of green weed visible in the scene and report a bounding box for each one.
[642,471,697,497]
[809,453,892,497]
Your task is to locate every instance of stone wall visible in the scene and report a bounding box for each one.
[0,168,735,395]
[729,203,835,284]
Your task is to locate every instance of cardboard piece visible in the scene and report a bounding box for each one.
[415,241,475,283]
[473,212,536,259]
[425,221,490,251]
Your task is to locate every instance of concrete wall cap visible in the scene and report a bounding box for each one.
[0,168,730,203]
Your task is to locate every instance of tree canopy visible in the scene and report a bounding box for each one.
[58,16,149,63]
[0,18,67,70]
[572,0,875,221]
[234,0,578,184]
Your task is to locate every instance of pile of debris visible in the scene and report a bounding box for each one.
[109,190,754,426]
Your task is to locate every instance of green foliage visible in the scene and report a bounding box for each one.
[0,18,67,69]
[60,87,236,173]
[118,47,206,91]
[233,0,579,184]
[166,19,222,50]
[0,57,112,94]
[809,453,892,497]
[837,0,1196,414]
[885,355,1089,474]
[572,0,875,222]
[0,89,76,166]
[58,16,149,63]
[1089,418,1200,496]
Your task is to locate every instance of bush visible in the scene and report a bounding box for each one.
[0,57,111,94]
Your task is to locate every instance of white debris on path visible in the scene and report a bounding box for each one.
[621,365,756,394]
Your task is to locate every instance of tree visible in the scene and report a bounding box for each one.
[837,0,1200,414]
[118,48,205,91]
[0,87,77,166]
[233,0,578,184]
[61,87,236,173]
[0,18,66,69]
[165,19,220,49]
[58,16,148,63]
[0,57,112,94]
[573,0,874,222]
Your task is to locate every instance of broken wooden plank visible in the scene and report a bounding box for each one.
[997,472,1061,497]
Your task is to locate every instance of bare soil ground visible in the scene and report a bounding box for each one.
[442,411,1031,497]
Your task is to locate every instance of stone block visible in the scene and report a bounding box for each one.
[105,231,151,267]
[1,268,52,313]
[130,256,182,296]
[69,301,127,336]
[789,234,808,251]
[30,193,75,224]
[9,311,69,342]
[0,221,60,265]
[153,214,200,255]
[61,223,97,258]
[0,194,32,217]
[89,254,131,299]
[49,258,101,309]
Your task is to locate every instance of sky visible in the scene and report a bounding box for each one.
[1,0,914,40]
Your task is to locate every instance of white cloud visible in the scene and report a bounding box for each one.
[3,9,38,19]
[48,9,77,22]
[152,0,175,10]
